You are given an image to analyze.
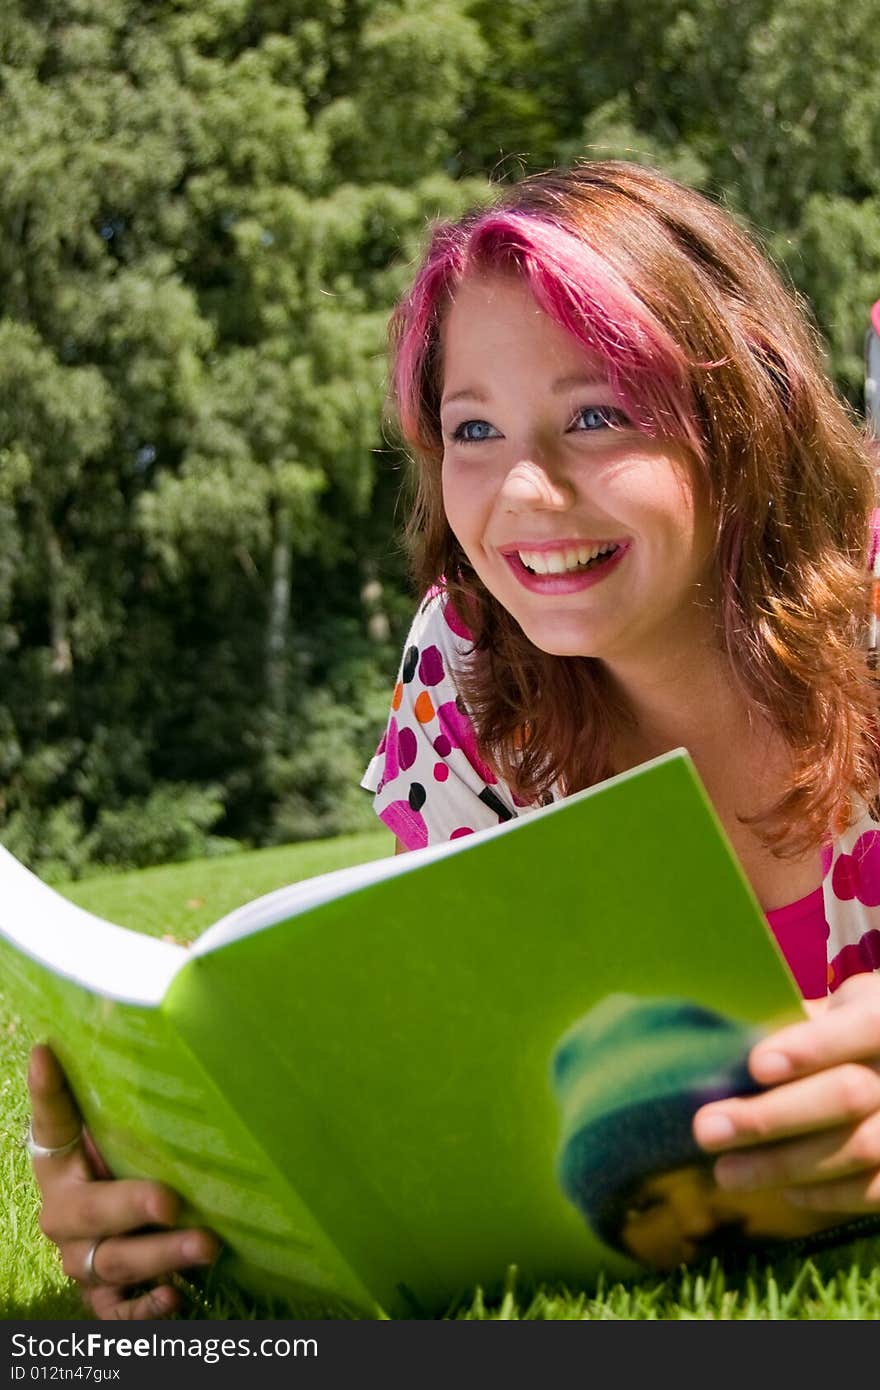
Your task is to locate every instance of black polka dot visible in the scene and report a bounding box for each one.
[479,786,514,822]
[402,645,419,683]
[408,782,426,812]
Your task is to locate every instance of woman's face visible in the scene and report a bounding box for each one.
[439,272,715,669]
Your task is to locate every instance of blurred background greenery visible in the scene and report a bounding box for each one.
[1,0,878,880]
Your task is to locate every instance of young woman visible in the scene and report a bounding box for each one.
[28,160,880,1318]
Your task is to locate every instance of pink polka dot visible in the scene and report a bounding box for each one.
[398,726,417,772]
[830,831,880,907]
[831,853,857,900]
[379,800,428,850]
[382,717,400,782]
[852,832,880,906]
[418,645,445,686]
[450,826,474,839]
[433,733,452,756]
[821,842,834,878]
[829,929,880,990]
[438,700,496,784]
[443,598,473,640]
[433,763,449,782]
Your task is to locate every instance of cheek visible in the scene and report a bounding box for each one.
[627,473,697,532]
[615,448,709,545]
[667,458,713,551]
[622,1213,681,1268]
[441,460,485,541]
[630,478,711,576]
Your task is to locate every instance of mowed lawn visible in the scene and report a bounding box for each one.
[3,831,880,1321]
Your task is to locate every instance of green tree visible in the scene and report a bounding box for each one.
[535,0,880,402]
[0,0,490,873]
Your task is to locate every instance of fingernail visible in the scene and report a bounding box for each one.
[182,1234,208,1262]
[752,1050,793,1083]
[694,1113,735,1146]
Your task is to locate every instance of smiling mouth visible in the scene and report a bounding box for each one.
[516,542,621,575]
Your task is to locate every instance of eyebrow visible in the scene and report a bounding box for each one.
[441,373,607,408]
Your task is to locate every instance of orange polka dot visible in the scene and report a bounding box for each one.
[414,691,435,723]
[391,682,403,711]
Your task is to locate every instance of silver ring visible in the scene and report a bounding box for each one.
[82,1236,109,1287]
[24,1119,83,1160]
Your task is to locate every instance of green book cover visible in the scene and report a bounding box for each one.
[0,749,804,1318]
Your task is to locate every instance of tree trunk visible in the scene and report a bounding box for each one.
[361,558,390,643]
[38,505,72,675]
[265,499,291,729]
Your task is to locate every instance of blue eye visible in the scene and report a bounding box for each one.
[572,405,630,432]
[451,419,500,443]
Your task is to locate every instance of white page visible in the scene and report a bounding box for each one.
[0,845,184,1005]
[0,836,475,1005]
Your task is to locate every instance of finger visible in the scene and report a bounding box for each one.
[694,1062,880,1152]
[87,1283,181,1321]
[783,1168,880,1213]
[748,973,880,1084]
[41,1178,182,1244]
[713,1112,880,1192]
[26,1045,85,1154]
[63,1228,219,1289]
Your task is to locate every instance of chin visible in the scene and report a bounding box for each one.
[515,618,609,660]
[529,639,596,658]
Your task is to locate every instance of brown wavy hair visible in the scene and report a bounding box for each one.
[387,160,879,854]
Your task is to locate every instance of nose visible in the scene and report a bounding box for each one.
[499,458,576,513]
[669,1185,721,1243]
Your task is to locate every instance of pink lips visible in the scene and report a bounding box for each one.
[500,540,629,594]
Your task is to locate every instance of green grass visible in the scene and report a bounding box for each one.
[3,830,880,1321]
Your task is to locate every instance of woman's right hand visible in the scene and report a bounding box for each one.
[27,1043,221,1320]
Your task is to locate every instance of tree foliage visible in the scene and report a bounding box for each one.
[462,0,880,399]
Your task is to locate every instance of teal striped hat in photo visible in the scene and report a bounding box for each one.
[551,993,766,1252]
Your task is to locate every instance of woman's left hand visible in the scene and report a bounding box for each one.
[693,971,880,1214]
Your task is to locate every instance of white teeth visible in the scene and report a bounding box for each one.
[517,543,618,575]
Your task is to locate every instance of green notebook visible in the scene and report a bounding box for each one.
[0,749,803,1317]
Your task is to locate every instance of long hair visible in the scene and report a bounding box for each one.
[387,160,878,853]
